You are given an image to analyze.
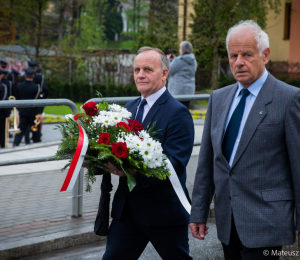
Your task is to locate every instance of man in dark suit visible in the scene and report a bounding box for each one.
[13,68,43,146]
[0,70,11,148]
[100,47,194,260]
[190,20,300,259]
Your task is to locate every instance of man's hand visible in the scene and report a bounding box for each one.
[104,162,136,177]
[104,162,126,177]
[189,223,209,240]
[167,54,176,60]
[82,159,92,169]
[37,114,44,121]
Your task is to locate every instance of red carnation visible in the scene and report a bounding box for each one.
[112,142,129,158]
[116,122,131,132]
[74,113,85,121]
[127,119,143,134]
[98,133,111,145]
[82,102,99,116]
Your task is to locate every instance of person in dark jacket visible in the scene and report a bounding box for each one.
[21,61,48,142]
[0,60,14,96]
[167,41,197,109]
[13,68,43,146]
[96,47,194,260]
[0,70,11,148]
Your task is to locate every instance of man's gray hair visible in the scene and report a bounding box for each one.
[137,47,169,70]
[226,20,269,55]
[180,41,193,55]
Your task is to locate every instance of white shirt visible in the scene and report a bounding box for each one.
[224,69,268,166]
[135,86,166,122]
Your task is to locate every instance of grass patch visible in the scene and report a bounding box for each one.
[193,100,209,106]
[44,103,83,116]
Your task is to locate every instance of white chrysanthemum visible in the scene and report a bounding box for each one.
[65,114,74,120]
[109,104,122,112]
[138,130,150,139]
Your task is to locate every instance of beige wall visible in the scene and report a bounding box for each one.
[265,0,290,61]
[178,0,195,43]
[178,0,292,62]
[289,0,300,63]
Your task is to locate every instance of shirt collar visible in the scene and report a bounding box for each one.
[141,86,166,108]
[237,69,268,98]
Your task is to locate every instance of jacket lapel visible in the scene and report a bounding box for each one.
[217,84,238,167]
[231,74,274,169]
[142,89,170,129]
[127,98,140,119]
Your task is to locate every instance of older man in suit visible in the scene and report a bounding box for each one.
[190,20,300,260]
[100,47,194,260]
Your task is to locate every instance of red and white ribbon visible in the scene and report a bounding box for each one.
[60,120,89,192]
[167,159,191,214]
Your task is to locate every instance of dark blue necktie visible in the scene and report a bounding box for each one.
[135,99,147,123]
[222,88,250,162]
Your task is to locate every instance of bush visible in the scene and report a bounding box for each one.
[46,81,140,102]
[276,76,300,88]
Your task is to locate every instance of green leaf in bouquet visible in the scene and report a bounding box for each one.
[120,164,136,192]
[85,168,97,193]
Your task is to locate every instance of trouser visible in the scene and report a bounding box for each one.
[13,116,39,146]
[0,118,6,148]
[222,216,282,260]
[102,203,192,260]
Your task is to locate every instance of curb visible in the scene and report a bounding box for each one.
[0,140,61,154]
[0,226,106,260]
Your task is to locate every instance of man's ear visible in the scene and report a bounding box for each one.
[162,68,169,80]
[263,48,270,65]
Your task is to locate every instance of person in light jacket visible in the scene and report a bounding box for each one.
[167,41,197,109]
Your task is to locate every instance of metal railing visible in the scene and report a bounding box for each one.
[0,94,209,218]
[0,98,83,218]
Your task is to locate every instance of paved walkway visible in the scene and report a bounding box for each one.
[0,122,299,259]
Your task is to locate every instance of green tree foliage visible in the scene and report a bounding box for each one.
[104,0,123,41]
[1,0,50,61]
[132,0,179,54]
[62,0,107,51]
[189,0,281,89]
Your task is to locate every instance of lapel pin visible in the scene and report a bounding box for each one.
[259,111,263,114]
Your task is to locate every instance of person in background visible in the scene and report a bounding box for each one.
[13,68,43,146]
[0,60,13,95]
[167,41,197,109]
[0,70,11,148]
[21,61,48,143]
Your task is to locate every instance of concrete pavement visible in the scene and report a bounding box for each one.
[0,121,299,260]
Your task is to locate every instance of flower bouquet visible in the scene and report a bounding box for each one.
[54,99,170,192]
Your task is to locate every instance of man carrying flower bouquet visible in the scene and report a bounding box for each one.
[100,47,195,260]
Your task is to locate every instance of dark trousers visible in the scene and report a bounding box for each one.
[0,118,6,148]
[222,216,282,260]
[102,204,192,260]
[13,116,38,146]
[180,101,190,109]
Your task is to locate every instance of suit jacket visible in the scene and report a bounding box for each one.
[15,80,42,117]
[0,83,11,119]
[111,89,194,227]
[190,73,300,248]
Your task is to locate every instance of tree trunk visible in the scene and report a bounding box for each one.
[211,40,219,90]
[35,0,43,61]
[58,3,66,52]
[137,0,140,32]
[133,0,136,34]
